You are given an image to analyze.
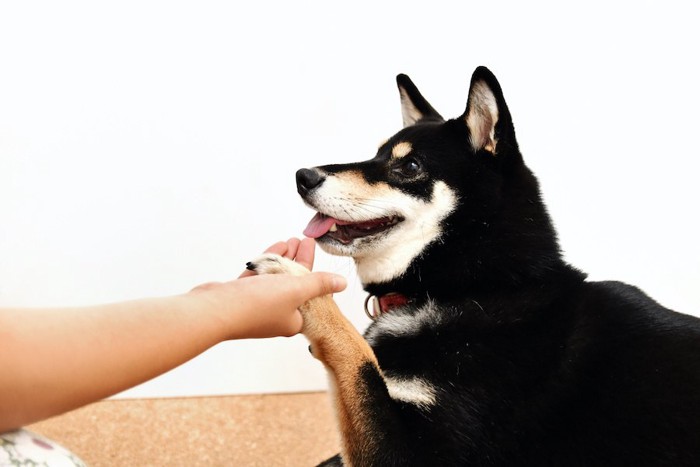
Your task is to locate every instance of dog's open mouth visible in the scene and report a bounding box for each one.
[303,213,402,244]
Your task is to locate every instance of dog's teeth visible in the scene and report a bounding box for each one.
[329,223,338,232]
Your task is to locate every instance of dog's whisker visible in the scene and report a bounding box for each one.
[351,205,388,216]
[352,201,397,213]
[352,197,398,206]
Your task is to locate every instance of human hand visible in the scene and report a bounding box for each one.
[189,238,346,340]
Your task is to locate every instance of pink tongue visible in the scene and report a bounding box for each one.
[304,213,349,239]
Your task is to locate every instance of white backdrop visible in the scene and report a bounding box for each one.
[1,1,698,398]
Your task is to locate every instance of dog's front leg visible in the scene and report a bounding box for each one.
[249,254,408,467]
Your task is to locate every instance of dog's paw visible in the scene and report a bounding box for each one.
[246,253,310,276]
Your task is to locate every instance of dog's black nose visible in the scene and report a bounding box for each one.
[296,168,325,195]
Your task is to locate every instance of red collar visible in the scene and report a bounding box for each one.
[364,292,411,319]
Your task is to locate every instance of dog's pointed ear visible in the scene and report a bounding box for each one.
[396,74,444,127]
[462,66,516,155]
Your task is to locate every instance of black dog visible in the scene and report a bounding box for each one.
[250,66,700,466]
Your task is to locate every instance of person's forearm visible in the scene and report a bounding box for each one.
[0,293,225,432]
[0,246,345,432]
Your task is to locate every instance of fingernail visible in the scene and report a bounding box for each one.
[331,275,347,292]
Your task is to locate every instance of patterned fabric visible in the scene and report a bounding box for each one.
[0,429,86,466]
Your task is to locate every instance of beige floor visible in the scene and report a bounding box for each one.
[28,392,339,466]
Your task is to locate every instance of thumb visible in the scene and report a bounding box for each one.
[296,272,347,301]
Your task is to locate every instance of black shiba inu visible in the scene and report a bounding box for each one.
[248,66,700,466]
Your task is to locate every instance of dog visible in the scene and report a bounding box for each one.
[248,66,700,466]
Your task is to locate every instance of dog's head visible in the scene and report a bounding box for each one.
[298,67,561,297]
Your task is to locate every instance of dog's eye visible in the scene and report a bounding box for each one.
[393,158,422,178]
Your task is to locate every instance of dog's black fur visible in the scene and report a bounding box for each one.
[300,67,700,466]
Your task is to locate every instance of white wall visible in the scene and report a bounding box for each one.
[1,1,698,398]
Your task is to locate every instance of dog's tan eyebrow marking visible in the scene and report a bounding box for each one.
[391,141,413,159]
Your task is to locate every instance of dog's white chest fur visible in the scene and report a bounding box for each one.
[364,301,448,409]
[385,375,438,410]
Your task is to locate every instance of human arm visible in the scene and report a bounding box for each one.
[0,238,346,432]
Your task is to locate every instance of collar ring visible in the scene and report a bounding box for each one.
[364,294,381,320]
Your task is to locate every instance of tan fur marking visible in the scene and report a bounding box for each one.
[299,295,381,466]
[391,141,413,159]
[332,171,395,207]
[250,254,383,464]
